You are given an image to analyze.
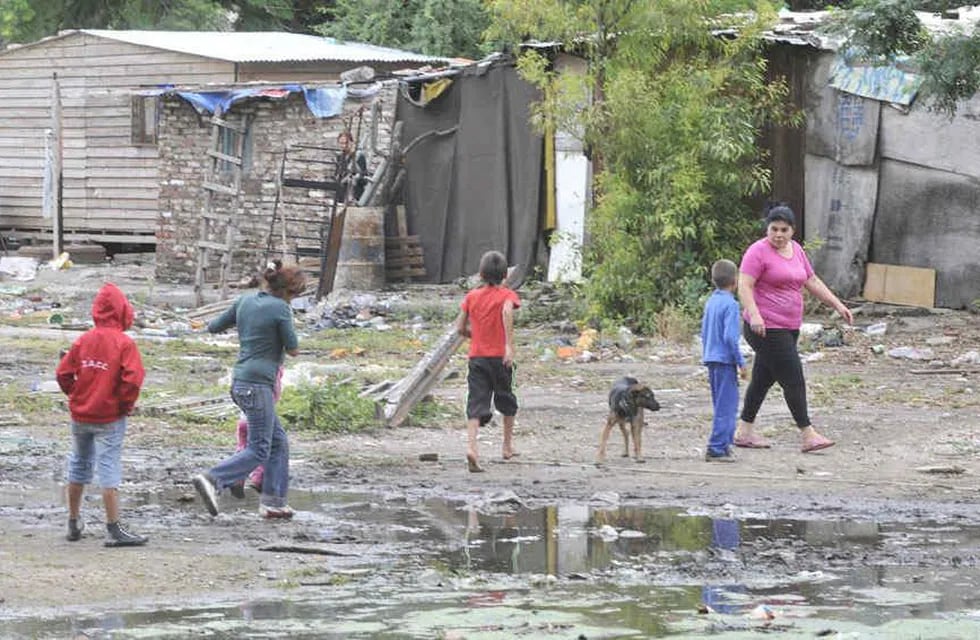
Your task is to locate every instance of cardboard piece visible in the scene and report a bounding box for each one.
[863,263,936,308]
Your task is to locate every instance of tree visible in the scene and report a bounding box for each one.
[0,0,321,45]
[825,0,980,116]
[317,0,489,59]
[486,0,799,332]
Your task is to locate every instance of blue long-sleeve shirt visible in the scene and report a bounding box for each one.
[701,289,745,367]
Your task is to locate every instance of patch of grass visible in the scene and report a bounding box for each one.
[516,281,586,327]
[0,337,69,363]
[809,373,865,405]
[0,378,61,416]
[407,395,458,427]
[279,378,379,433]
[651,305,698,342]
[301,327,427,357]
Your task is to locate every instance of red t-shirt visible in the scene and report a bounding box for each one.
[461,285,521,358]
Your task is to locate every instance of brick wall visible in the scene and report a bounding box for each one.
[156,81,398,284]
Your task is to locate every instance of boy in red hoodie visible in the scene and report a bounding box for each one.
[56,282,147,547]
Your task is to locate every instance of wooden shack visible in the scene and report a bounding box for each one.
[0,29,446,249]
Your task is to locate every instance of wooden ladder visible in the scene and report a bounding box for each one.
[194,113,250,307]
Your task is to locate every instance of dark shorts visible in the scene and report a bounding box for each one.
[466,357,518,424]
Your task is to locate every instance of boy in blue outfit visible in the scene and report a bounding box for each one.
[701,259,746,462]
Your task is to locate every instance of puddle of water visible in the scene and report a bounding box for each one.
[4,494,980,639]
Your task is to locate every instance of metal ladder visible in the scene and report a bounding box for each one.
[193,112,250,307]
[264,143,347,300]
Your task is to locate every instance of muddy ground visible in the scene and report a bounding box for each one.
[0,259,979,636]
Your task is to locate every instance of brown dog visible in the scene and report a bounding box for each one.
[597,376,660,463]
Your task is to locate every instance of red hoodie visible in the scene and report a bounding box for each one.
[56,283,145,423]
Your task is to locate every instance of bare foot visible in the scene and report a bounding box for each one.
[502,451,520,460]
[466,454,485,473]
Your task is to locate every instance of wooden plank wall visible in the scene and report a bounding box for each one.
[0,32,234,243]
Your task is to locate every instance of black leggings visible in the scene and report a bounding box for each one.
[740,322,811,428]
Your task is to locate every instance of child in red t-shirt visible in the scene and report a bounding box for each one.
[455,251,521,472]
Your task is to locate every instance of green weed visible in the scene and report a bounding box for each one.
[278,379,379,433]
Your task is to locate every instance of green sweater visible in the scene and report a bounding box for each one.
[208,291,298,385]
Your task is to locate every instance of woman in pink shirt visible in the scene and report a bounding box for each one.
[733,204,853,453]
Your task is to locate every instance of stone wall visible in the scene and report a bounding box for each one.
[156,81,398,284]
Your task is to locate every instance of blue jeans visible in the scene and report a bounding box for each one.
[67,418,126,488]
[706,363,738,456]
[209,381,290,508]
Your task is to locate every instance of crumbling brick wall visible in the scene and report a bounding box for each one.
[156,81,397,284]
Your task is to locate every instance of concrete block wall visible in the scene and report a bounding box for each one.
[156,81,398,284]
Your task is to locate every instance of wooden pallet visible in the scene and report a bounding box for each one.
[385,235,425,281]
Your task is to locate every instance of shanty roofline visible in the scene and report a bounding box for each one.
[1,29,454,64]
[521,7,980,53]
[764,7,980,50]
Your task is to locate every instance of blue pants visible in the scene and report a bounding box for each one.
[67,418,127,488]
[210,381,290,508]
[706,363,738,456]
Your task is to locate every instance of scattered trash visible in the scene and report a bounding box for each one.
[800,322,823,338]
[616,326,636,349]
[576,328,598,350]
[952,351,980,366]
[596,524,619,541]
[557,346,581,360]
[865,322,888,336]
[886,346,935,361]
[749,604,775,620]
[48,252,72,270]
[926,336,955,346]
[418,452,438,462]
[803,351,825,362]
[870,344,885,355]
[817,327,844,347]
[0,257,39,281]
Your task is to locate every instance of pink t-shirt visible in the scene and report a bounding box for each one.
[740,237,814,330]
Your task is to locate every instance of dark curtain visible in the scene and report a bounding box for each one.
[397,63,543,283]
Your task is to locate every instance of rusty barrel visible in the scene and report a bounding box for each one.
[334,205,386,290]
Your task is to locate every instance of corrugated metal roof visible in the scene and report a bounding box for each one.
[79,29,452,64]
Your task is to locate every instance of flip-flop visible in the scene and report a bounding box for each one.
[466,455,485,473]
[733,436,772,449]
[801,437,835,453]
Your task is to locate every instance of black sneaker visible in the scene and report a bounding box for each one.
[192,473,220,516]
[104,522,148,547]
[705,451,737,463]
[229,481,246,500]
[67,518,84,542]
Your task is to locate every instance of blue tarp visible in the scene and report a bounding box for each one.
[170,84,348,118]
[829,56,923,106]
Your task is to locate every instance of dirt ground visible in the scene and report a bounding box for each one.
[1,259,979,625]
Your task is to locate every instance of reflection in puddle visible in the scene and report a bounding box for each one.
[4,494,980,639]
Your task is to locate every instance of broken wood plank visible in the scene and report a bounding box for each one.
[258,544,356,557]
[908,368,980,375]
